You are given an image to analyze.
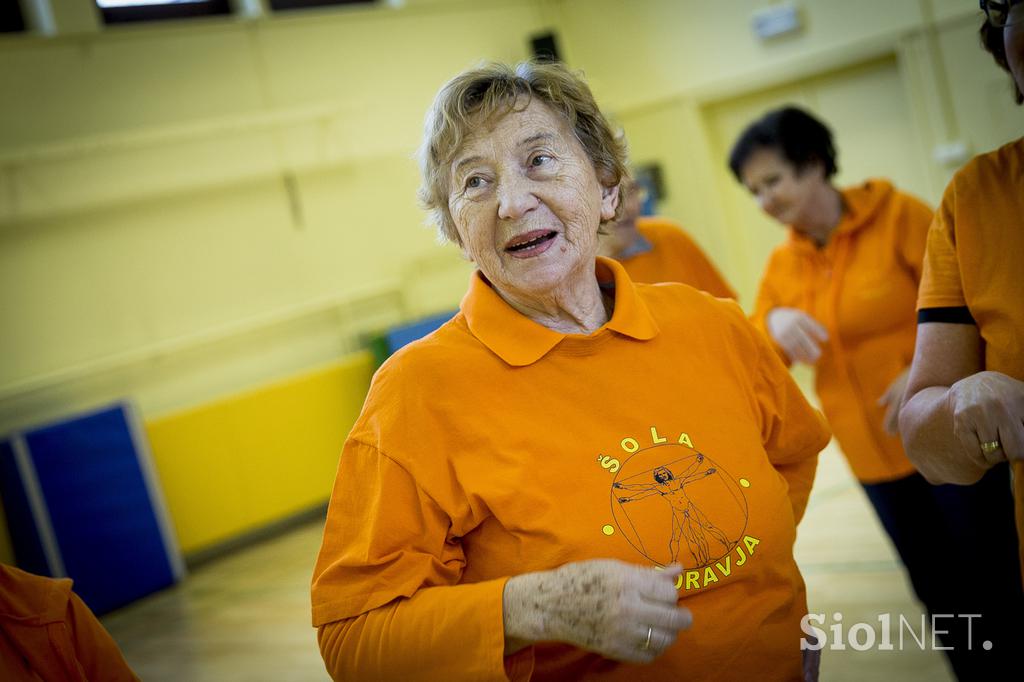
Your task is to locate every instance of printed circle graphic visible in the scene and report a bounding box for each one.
[610,444,748,568]
[602,525,615,536]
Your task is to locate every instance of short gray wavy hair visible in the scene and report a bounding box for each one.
[417,61,629,244]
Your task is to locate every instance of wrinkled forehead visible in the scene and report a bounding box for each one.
[740,146,791,183]
[449,98,577,166]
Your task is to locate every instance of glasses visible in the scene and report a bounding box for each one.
[981,0,1024,27]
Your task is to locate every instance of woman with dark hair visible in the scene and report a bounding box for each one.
[901,0,1024,616]
[730,104,1022,680]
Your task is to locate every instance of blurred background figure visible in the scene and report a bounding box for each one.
[599,176,737,298]
[730,105,1022,680]
[901,0,1024,606]
[1,563,139,681]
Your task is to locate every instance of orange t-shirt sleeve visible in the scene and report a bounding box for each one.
[317,581,527,682]
[895,193,935,284]
[749,252,792,366]
[747,314,830,524]
[311,439,514,681]
[918,188,967,310]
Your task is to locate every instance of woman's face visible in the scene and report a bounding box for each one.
[447,100,618,302]
[739,147,824,228]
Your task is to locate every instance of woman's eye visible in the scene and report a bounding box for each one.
[530,154,552,167]
[465,176,484,190]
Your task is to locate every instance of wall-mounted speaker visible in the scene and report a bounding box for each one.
[530,32,561,63]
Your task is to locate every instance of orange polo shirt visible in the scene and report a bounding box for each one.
[616,217,737,298]
[0,564,139,682]
[917,138,1024,577]
[751,179,933,484]
[312,258,830,681]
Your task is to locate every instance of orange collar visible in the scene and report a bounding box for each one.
[460,256,660,366]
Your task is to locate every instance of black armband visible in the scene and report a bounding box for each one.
[917,306,976,325]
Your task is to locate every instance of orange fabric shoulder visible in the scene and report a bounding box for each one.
[627,218,737,298]
[0,564,71,623]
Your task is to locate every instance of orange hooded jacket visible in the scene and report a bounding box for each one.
[751,179,933,483]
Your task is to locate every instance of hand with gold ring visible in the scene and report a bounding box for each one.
[980,439,1003,462]
[640,626,653,651]
[947,371,1024,468]
[502,559,693,664]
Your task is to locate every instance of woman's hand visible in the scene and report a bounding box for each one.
[947,371,1024,467]
[877,367,911,435]
[503,559,692,664]
[766,308,829,365]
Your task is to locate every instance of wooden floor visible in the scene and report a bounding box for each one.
[101,440,955,681]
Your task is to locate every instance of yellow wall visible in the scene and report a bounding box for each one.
[144,352,374,554]
[0,0,548,433]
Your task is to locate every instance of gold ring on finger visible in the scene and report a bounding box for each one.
[980,440,1002,457]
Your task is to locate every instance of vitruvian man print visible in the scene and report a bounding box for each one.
[611,446,748,568]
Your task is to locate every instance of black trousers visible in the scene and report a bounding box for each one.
[862,463,1022,681]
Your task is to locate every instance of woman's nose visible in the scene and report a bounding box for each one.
[497,175,540,221]
[753,191,770,212]
[756,190,774,213]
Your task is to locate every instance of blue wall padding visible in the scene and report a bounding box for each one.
[9,405,177,614]
[0,439,50,576]
[385,310,456,354]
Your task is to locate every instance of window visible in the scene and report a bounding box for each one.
[1,0,26,32]
[95,0,232,25]
[268,0,376,12]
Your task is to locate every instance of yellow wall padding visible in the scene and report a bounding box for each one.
[144,352,375,555]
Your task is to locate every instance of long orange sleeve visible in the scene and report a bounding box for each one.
[317,580,528,682]
[748,303,827,524]
[749,249,795,365]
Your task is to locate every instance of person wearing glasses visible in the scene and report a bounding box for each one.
[901,0,1024,594]
[729,100,1022,680]
[599,176,737,298]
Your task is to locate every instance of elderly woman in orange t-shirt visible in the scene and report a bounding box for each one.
[311,61,830,682]
[729,103,1022,679]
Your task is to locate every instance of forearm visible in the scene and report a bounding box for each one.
[900,387,989,484]
[502,571,546,655]
[318,579,518,682]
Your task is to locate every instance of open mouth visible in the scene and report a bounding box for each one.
[505,230,558,256]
